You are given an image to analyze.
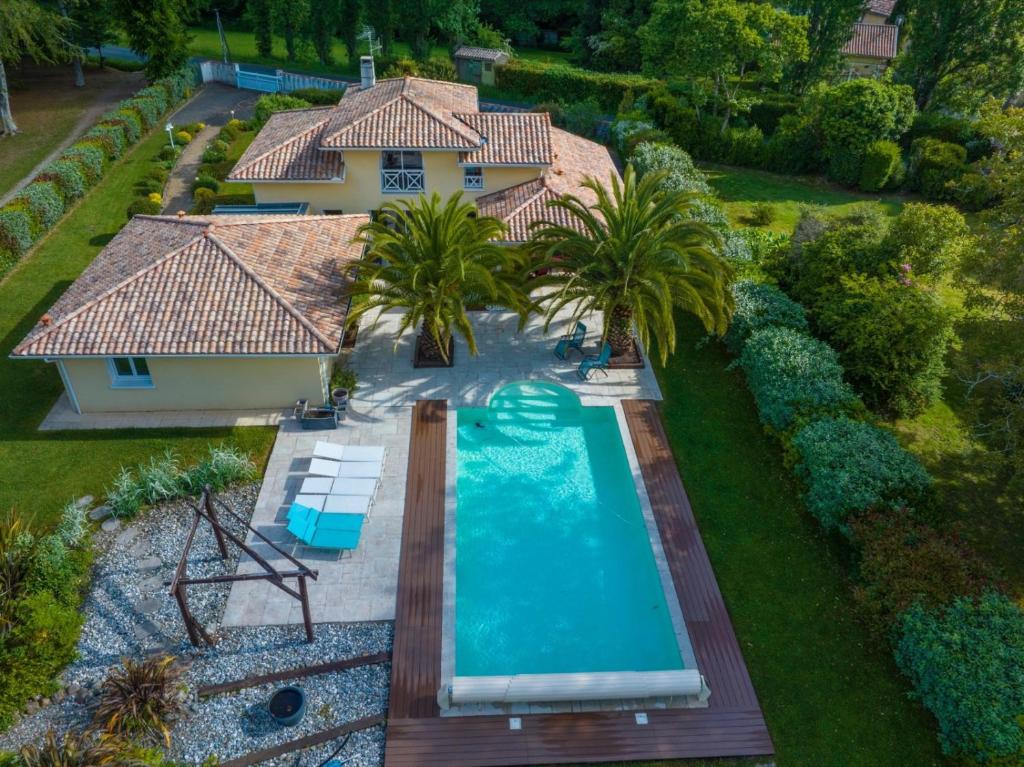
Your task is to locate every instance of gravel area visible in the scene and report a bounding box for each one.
[0,485,392,766]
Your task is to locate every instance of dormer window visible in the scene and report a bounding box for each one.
[381,151,425,193]
[463,166,484,190]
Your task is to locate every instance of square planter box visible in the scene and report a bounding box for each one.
[413,335,455,368]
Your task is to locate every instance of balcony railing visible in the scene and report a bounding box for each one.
[381,169,425,193]
[463,173,484,190]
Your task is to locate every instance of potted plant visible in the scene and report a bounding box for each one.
[268,686,306,727]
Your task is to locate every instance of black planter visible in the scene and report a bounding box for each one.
[268,686,306,727]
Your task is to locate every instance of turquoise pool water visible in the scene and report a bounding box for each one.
[455,381,684,677]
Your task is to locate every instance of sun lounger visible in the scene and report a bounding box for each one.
[309,457,342,477]
[323,495,372,515]
[342,445,387,462]
[286,502,364,550]
[577,342,613,380]
[300,477,334,494]
[313,441,346,461]
[553,321,587,360]
[294,494,326,511]
[331,477,378,496]
[337,460,383,479]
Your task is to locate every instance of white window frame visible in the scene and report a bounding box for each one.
[107,356,154,388]
[463,166,484,190]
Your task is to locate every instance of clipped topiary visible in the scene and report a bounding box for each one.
[190,187,216,215]
[127,198,162,217]
[61,144,105,185]
[859,139,903,192]
[15,182,64,231]
[83,124,125,159]
[37,160,86,203]
[0,208,35,256]
[724,280,808,353]
[174,130,192,145]
[791,416,931,534]
[630,142,711,195]
[192,175,219,193]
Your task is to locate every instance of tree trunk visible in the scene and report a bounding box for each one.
[0,60,18,135]
[419,319,449,363]
[606,306,635,357]
[72,58,85,87]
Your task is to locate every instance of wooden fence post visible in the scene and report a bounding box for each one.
[204,486,230,560]
[298,576,314,643]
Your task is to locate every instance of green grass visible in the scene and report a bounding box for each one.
[648,316,944,767]
[702,163,905,233]
[0,125,276,530]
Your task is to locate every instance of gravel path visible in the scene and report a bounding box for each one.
[0,485,392,766]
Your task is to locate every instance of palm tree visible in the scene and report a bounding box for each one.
[528,165,734,365]
[344,192,531,366]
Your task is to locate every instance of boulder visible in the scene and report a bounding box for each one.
[88,504,114,521]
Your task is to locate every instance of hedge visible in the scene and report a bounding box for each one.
[61,144,105,184]
[122,95,163,129]
[495,60,658,112]
[723,280,808,353]
[630,141,710,195]
[15,182,65,231]
[101,109,143,144]
[36,160,86,203]
[791,416,931,533]
[895,593,1024,764]
[82,124,126,160]
[739,327,857,433]
[288,87,345,105]
[0,209,34,257]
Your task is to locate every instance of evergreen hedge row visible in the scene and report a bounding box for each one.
[495,59,658,112]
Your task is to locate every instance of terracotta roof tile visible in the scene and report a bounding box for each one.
[456,113,553,166]
[864,0,897,19]
[229,107,344,181]
[453,46,509,62]
[843,22,899,59]
[12,214,368,358]
[476,127,619,242]
[320,77,482,149]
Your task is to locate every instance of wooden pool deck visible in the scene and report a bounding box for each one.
[383,399,773,766]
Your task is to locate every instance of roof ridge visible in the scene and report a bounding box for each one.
[205,230,336,353]
[133,214,208,227]
[206,213,367,227]
[14,231,207,353]
[491,177,551,221]
[231,113,335,178]
[330,91,482,147]
[398,93,481,145]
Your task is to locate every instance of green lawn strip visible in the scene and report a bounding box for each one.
[0,126,276,530]
[702,163,905,233]
[0,101,86,200]
[649,316,943,767]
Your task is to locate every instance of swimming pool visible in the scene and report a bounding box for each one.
[454,382,686,681]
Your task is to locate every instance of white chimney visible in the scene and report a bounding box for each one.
[360,56,376,89]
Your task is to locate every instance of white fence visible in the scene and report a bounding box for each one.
[198,60,350,94]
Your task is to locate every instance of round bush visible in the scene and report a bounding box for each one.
[895,593,1024,763]
[630,142,710,195]
[15,182,64,230]
[147,192,162,204]
[158,145,181,162]
[137,178,163,195]
[212,139,229,153]
[791,416,931,533]
[127,198,162,217]
[201,147,226,164]
[191,187,216,215]
[61,144,105,184]
[859,139,903,192]
[908,138,968,201]
[0,208,34,255]
[147,167,169,184]
[174,130,192,145]
[192,175,220,193]
[739,327,857,432]
[724,280,808,353]
[37,160,86,203]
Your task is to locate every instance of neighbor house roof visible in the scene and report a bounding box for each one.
[456,112,553,166]
[12,214,368,358]
[864,0,897,19]
[475,127,619,242]
[319,77,482,150]
[843,22,899,60]
[453,46,509,63]
[229,107,344,181]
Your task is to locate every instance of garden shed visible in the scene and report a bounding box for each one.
[453,46,509,86]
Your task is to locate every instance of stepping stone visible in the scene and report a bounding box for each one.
[101,519,121,533]
[74,495,94,510]
[137,598,162,614]
[89,505,114,521]
[140,576,164,591]
[138,557,162,572]
[115,527,139,546]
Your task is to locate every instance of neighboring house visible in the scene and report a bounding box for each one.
[11,214,367,414]
[228,58,618,242]
[452,46,509,86]
[842,0,901,78]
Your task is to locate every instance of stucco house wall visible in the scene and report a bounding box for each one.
[60,356,330,413]
[252,150,541,213]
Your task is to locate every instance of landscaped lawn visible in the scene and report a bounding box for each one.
[702,163,905,233]
[646,316,943,767]
[0,63,142,200]
[0,124,276,531]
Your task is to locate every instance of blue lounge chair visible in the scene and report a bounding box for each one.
[577,342,612,380]
[553,322,587,360]
[286,502,365,550]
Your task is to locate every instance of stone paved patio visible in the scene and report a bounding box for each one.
[222,309,663,626]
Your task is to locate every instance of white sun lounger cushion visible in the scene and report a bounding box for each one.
[337,460,383,479]
[331,477,378,496]
[309,458,342,477]
[323,495,372,515]
[294,494,326,511]
[300,477,334,495]
[313,441,346,461]
[342,446,386,463]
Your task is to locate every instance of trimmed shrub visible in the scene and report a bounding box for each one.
[174,130,192,145]
[137,178,163,195]
[82,124,125,159]
[37,160,86,203]
[907,137,968,200]
[192,175,220,193]
[127,198,162,217]
[791,416,931,533]
[190,187,216,215]
[859,139,903,192]
[61,144,105,185]
[288,87,345,105]
[724,280,808,353]
[630,142,710,195]
[881,203,973,280]
[747,96,799,134]
[739,327,857,432]
[135,84,170,113]
[158,145,181,162]
[15,182,64,231]
[147,192,162,205]
[560,98,603,138]
[147,167,169,184]
[764,113,823,175]
[850,513,992,636]
[253,94,312,127]
[0,208,34,256]
[895,593,1024,763]
[102,109,143,144]
[121,96,162,129]
[746,202,774,227]
[201,146,227,164]
[496,60,658,112]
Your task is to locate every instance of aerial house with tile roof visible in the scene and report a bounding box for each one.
[11,214,368,414]
[228,57,618,242]
[841,0,902,78]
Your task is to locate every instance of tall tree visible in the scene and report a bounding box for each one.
[248,0,274,58]
[307,0,339,65]
[363,0,395,56]
[114,0,195,78]
[71,0,117,68]
[338,0,361,63]
[1,0,71,135]
[783,0,865,92]
[528,166,734,363]
[571,0,652,72]
[273,0,310,61]
[479,0,580,46]
[640,0,809,132]
[896,0,1024,110]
